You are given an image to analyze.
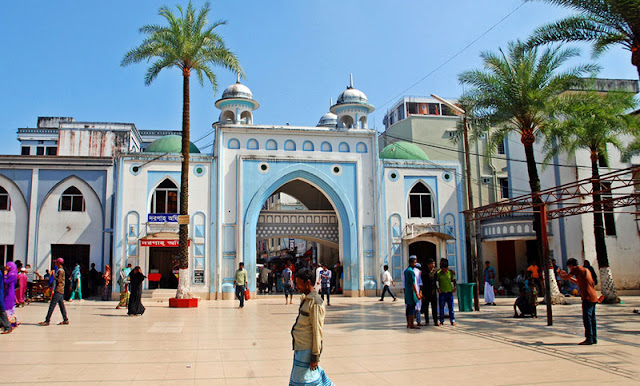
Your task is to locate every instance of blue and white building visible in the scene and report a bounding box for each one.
[0,78,468,299]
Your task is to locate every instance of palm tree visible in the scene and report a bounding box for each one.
[459,40,597,305]
[527,0,640,79]
[545,89,640,303]
[122,2,243,299]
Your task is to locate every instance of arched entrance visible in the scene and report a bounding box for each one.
[255,184,341,295]
[242,164,358,296]
[409,240,437,269]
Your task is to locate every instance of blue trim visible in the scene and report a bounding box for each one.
[114,160,124,278]
[454,165,467,283]
[284,140,296,151]
[302,141,314,152]
[242,164,358,293]
[320,142,332,152]
[338,142,350,153]
[356,142,368,153]
[228,138,240,149]
[266,139,278,150]
[247,138,259,150]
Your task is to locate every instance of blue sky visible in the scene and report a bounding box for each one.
[0,1,637,155]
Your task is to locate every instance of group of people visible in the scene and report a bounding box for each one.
[236,260,337,308]
[386,256,457,329]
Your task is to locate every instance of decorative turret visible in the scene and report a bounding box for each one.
[330,74,375,129]
[317,98,338,128]
[215,74,259,125]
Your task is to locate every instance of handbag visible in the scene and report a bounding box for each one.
[244,288,250,301]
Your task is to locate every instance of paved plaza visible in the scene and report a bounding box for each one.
[2,294,640,385]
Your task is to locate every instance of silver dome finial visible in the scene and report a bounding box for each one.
[349,73,353,88]
[330,98,333,108]
[236,72,241,83]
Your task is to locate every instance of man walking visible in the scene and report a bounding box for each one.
[421,258,438,326]
[319,264,332,306]
[558,258,599,345]
[39,258,69,326]
[234,262,248,309]
[289,268,334,385]
[436,258,456,326]
[484,261,497,306]
[283,264,294,305]
[403,257,421,329]
[379,265,397,301]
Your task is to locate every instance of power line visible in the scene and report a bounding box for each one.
[373,1,526,114]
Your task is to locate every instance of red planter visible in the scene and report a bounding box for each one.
[169,298,199,308]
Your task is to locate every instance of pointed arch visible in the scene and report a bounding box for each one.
[150,178,179,214]
[407,180,435,218]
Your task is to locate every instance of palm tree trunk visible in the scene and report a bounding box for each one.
[176,69,192,299]
[522,135,565,306]
[632,48,640,82]
[590,152,620,303]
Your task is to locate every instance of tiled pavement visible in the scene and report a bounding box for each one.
[2,294,639,385]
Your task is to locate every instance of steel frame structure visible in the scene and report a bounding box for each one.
[463,166,640,325]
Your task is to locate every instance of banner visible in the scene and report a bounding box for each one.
[147,213,179,223]
[140,239,190,247]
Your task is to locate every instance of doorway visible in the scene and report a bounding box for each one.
[149,247,179,289]
[408,241,437,269]
[51,244,90,299]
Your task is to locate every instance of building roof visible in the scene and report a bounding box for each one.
[380,141,429,161]
[144,135,200,154]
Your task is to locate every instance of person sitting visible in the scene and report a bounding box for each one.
[513,285,536,318]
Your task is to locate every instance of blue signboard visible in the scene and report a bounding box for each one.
[148,213,179,223]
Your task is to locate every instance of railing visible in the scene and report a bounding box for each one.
[403,223,454,240]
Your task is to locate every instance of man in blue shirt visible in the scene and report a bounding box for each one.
[283,264,294,305]
[403,257,421,329]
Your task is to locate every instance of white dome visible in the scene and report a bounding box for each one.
[221,82,253,100]
[336,87,369,105]
[317,112,337,127]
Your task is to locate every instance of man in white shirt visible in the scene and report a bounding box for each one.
[379,265,397,301]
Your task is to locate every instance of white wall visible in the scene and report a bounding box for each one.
[0,175,28,263]
[37,177,103,272]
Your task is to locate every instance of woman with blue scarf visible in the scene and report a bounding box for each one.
[69,264,82,301]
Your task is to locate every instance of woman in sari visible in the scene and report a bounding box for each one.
[127,266,145,316]
[69,264,82,301]
[102,265,111,301]
[4,262,18,327]
[16,264,28,307]
[116,268,129,309]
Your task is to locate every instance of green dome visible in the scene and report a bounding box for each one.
[144,135,200,154]
[380,141,429,161]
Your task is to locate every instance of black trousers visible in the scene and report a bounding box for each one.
[423,295,438,324]
[45,292,68,323]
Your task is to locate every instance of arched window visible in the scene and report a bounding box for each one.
[339,116,354,129]
[284,140,296,151]
[408,182,433,218]
[59,186,85,212]
[0,186,10,211]
[240,111,253,124]
[151,179,178,214]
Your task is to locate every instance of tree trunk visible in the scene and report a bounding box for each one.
[521,134,565,306]
[176,69,192,300]
[590,152,620,303]
[632,48,640,82]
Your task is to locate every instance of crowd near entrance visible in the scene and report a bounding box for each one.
[51,244,90,299]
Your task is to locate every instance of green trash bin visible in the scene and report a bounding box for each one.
[457,283,476,312]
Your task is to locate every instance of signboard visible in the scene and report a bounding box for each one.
[194,270,204,284]
[178,215,190,225]
[148,214,179,223]
[140,239,190,247]
[289,238,295,249]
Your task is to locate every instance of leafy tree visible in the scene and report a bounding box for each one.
[459,40,597,305]
[527,0,640,79]
[545,89,640,303]
[122,1,243,299]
